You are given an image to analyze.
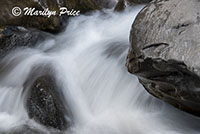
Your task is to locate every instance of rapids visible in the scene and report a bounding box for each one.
[0,5,200,134]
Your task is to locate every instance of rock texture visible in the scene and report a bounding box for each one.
[126,0,200,116]
[0,26,48,57]
[24,65,72,130]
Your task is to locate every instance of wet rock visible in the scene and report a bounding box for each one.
[126,0,200,116]
[24,65,72,130]
[0,26,48,57]
[114,0,151,12]
[114,0,126,12]
[27,76,67,130]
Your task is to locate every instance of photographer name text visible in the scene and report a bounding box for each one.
[12,7,80,17]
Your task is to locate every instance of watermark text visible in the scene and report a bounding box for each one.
[12,7,80,17]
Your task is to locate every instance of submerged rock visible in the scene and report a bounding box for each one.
[114,0,126,12]
[24,65,72,130]
[114,0,151,12]
[0,26,48,57]
[126,0,200,116]
[104,42,128,59]
[7,125,47,134]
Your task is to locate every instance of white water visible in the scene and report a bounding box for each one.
[0,6,200,134]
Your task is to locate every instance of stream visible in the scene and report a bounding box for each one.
[0,5,200,134]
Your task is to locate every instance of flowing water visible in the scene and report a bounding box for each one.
[0,5,200,134]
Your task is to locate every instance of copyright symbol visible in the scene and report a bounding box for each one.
[12,7,22,17]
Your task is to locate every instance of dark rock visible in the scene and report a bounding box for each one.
[114,0,126,12]
[24,65,72,130]
[27,75,67,130]
[126,0,200,116]
[0,26,49,57]
[64,0,116,13]
[114,0,152,12]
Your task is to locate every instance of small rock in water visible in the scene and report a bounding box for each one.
[24,65,72,130]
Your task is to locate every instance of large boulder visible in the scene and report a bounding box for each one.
[126,0,200,116]
[24,65,72,130]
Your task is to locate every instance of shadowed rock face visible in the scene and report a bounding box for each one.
[126,0,200,116]
[0,26,49,57]
[114,0,152,12]
[114,0,126,12]
[24,65,72,130]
